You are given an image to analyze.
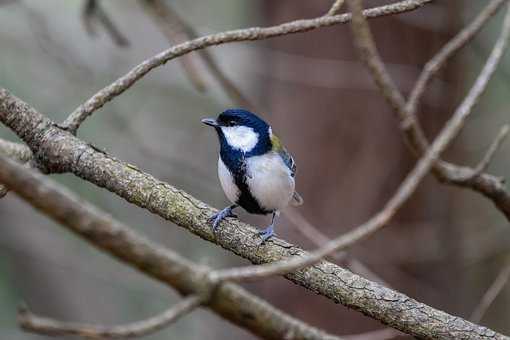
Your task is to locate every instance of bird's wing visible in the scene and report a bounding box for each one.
[271,133,303,206]
[270,133,296,177]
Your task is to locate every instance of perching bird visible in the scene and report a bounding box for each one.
[202,109,303,243]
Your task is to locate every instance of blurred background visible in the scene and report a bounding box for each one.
[0,0,509,339]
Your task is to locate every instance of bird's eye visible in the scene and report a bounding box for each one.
[227,120,236,126]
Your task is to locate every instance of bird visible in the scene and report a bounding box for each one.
[202,108,303,243]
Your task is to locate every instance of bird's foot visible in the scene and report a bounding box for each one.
[209,206,237,232]
[257,224,274,245]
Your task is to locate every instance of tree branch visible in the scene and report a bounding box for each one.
[60,0,432,134]
[82,0,130,47]
[472,124,509,177]
[1,89,507,339]
[341,0,510,220]
[0,152,340,340]
[141,0,207,92]
[326,0,345,16]
[19,295,202,338]
[0,138,33,198]
[470,261,510,323]
[406,0,507,117]
[141,0,254,109]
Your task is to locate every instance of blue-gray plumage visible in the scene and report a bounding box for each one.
[202,109,303,243]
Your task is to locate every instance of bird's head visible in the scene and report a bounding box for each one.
[202,109,271,155]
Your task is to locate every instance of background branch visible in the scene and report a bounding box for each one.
[19,295,202,339]
[470,261,510,323]
[82,0,130,47]
[60,0,432,134]
[141,0,207,92]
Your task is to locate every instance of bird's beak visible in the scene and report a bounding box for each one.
[201,118,219,127]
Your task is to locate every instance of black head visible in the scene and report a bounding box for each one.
[202,109,272,157]
[202,109,270,133]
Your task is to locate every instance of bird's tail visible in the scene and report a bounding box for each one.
[291,191,304,206]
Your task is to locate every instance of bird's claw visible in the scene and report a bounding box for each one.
[209,206,237,232]
[257,224,274,245]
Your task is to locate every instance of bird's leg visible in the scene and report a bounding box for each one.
[258,211,279,244]
[209,204,238,232]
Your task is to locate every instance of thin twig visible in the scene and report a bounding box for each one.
[19,295,202,338]
[206,0,510,284]
[82,0,130,47]
[335,0,510,220]
[284,208,389,285]
[406,0,507,117]
[142,0,207,92]
[141,0,253,108]
[470,261,510,323]
[326,0,345,16]
[60,0,432,134]
[472,124,509,176]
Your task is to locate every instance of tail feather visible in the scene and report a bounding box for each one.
[291,191,304,206]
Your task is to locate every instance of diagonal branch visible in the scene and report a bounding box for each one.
[342,0,510,220]
[60,0,432,134]
[1,89,508,339]
[326,0,346,16]
[141,0,253,109]
[470,261,510,323]
[82,0,130,47]
[0,152,340,340]
[406,0,508,117]
[141,0,207,92]
[19,295,202,338]
[0,138,33,198]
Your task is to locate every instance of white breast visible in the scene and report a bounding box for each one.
[218,157,240,204]
[246,152,295,212]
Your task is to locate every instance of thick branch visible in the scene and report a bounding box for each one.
[60,0,432,133]
[0,89,506,339]
[0,151,339,340]
[19,295,201,338]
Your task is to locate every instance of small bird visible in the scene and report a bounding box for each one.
[202,109,303,243]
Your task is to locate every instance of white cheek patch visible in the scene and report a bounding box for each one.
[221,126,259,153]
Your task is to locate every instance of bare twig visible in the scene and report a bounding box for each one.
[470,261,510,323]
[60,0,432,134]
[19,295,202,338]
[406,0,507,117]
[82,0,130,47]
[326,0,345,16]
[472,124,509,176]
[205,0,510,285]
[141,0,253,108]
[142,0,207,92]
[0,152,340,340]
[1,89,507,339]
[284,208,389,285]
[339,0,510,220]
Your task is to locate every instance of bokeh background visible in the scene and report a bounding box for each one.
[1,1,509,339]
